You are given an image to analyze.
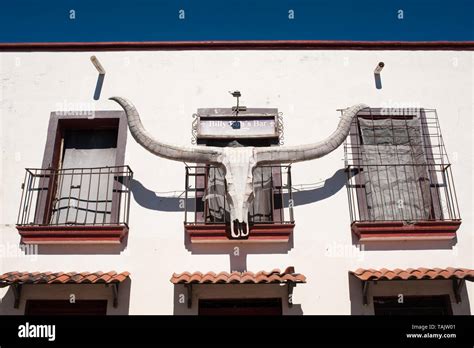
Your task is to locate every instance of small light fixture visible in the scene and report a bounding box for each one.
[230,90,241,99]
[90,55,106,75]
[374,61,385,74]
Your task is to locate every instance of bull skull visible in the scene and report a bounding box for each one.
[110,97,367,239]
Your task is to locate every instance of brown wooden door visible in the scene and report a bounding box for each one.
[25,300,108,315]
[199,298,282,315]
[373,296,452,315]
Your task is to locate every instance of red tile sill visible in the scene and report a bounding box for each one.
[352,220,461,242]
[185,223,294,243]
[16,224,128,244]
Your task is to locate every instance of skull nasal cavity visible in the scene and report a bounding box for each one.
[232,220,248,235]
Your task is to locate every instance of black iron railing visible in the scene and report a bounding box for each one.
[346,163,460,222]
[344,107,460,223]
[17,166,133,226]
[184,164,294,225]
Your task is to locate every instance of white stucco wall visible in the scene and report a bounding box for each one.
[0,49,472,314]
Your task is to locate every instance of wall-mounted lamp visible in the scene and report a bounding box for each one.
[90,56,106,100]
[374,62,384,89]
[374,61,385,74]
[90,55,106,75]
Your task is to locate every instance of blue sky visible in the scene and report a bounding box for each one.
[0,0,473,42]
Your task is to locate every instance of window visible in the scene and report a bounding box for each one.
[184,107,294,242]
[345,108,461,241]
[50,129,119,225]
[198,137,284,225]
[16,111,132,244]
[185,163,293,243]
[373,296,452,315]
[193,163,286,225]
[199,298,282,316]
[25,300,107,315]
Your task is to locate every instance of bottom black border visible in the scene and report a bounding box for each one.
[0,315,473,346]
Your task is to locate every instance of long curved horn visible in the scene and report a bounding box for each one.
[255,104,368,164]
[110,97,223,164]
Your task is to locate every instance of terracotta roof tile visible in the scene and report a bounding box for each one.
[170,267,306,284]
[113,272,130,282]
[0,271,130,285]
[350,267,474,281]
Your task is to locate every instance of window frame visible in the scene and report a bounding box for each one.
[349,108,438,222]
[16,111,131,245]
[185,107,294,242]
[41,111,127,172]
[193,164,284,225]
[346,108,461,241]
[36,111,127,225]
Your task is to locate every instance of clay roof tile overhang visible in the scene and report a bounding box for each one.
[170,267,306,285]
[170,267,305,308]
[350,267,474,282]
[0,271,130,308]
[350,267,474,305]
[0,271,130,285]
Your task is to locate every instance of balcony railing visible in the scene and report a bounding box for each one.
[343,107,461,241]
[17,166,133,227]
[346,163,460,223]
[184,164,293,226]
